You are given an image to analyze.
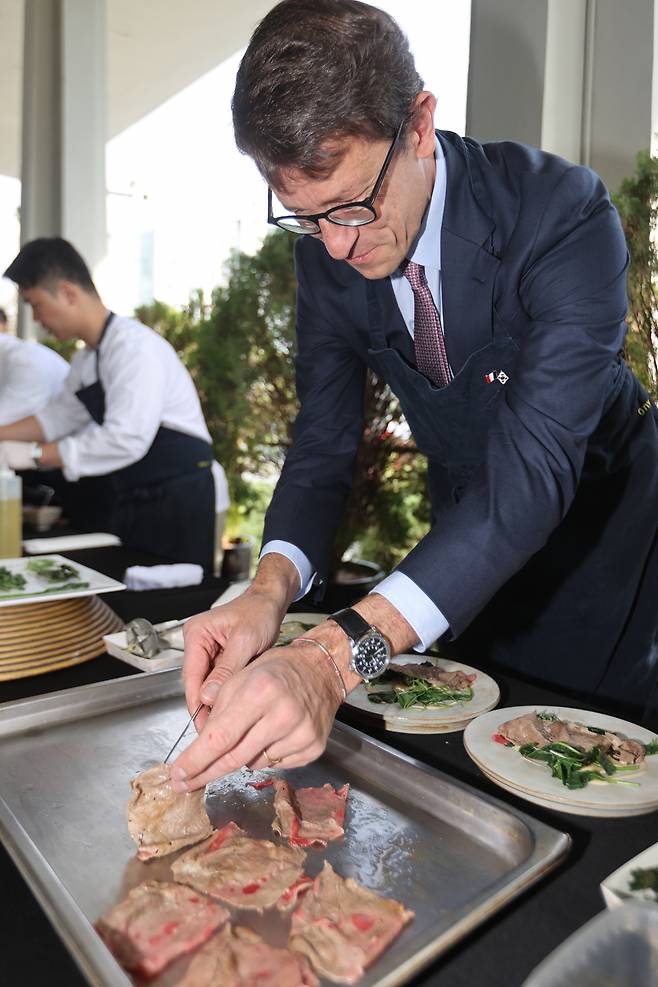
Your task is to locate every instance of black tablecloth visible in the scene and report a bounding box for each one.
[1,549,656,986]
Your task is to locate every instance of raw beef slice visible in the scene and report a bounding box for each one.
[272,779,349,847]
[178,923,319,987]
[172,820,308,911]
[289,862,414,984]
[95,880,228,979]
[127,762,214,860]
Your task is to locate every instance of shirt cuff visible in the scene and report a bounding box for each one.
[56,435,81,482]
[372,571,450,652]
[259,540,316,600]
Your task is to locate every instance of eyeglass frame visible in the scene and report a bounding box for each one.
[267,118,407,235]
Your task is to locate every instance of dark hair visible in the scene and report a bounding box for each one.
[232,0,423,183]
[3,237,98,295]
[0,307,7,324]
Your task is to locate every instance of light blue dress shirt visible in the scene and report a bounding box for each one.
[262,139,450,650]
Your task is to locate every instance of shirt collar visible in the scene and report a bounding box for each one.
[403,135,446,273]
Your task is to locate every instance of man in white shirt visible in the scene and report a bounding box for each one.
[0,237,222,571]
[0,327,69,426]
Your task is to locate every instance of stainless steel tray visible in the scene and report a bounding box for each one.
[0,669,570,987]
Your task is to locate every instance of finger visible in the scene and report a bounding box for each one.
[183,625,223,713]
[171,681,265,785]
[174,714,306,791]
[248,733,326,772]
[198,635,260,706]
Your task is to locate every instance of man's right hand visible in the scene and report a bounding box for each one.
[182,552,301,730]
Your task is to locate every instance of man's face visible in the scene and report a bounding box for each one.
[272,123,436,280]
[21,284,79,339]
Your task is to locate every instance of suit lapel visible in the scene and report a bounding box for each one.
[439,132,501,373]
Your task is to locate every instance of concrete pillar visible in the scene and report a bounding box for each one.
[18,0,106,338]
[466,0,656,194]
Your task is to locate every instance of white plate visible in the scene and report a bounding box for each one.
[277,611,328,643]
[0,554,125,606]
[345,655,500,734]
[464,705,658,817]
[104,619,185,671]
[22,532,122,554]
[601,841,658,907]
[104,611,330,672]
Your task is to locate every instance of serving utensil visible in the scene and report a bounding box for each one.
[124,617,186,658]
[163,702,204,764]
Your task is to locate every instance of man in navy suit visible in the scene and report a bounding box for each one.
[170,0,658,793]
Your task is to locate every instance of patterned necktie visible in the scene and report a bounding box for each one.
[402,259,453,387]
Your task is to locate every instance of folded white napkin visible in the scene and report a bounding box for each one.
[124,563,204,591]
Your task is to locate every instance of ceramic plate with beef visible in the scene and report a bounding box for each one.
[172,820,309,911]
[95,880,228,979]
[127,762,214,860]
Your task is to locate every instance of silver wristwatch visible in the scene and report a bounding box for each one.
[328,607,391,681]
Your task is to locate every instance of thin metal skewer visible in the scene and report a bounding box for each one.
[164,703,204,765]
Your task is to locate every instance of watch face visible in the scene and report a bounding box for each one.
[353,631,390,681]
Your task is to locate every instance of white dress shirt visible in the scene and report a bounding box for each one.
[36,314,212,483]
[262,139,451,649]
[0,335,69,426]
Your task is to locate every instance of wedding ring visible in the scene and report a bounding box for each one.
[263,747,282,767]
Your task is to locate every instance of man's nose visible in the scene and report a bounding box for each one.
[318,219,360,261]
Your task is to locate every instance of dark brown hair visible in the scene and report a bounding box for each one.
[4,237,98,295]
[232,0,423,183]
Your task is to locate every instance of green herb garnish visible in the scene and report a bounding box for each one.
[629,867,658,897]
[537,711,558,721]
[367,675,473,710]
[0,567,26,592]
[27,558,80,582]
[518,740,641,790]
[645,739,658,755]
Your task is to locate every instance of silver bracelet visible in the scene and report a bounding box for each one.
[291,637,347,702]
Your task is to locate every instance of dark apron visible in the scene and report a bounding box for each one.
[73,313,215,572]
[366,283,658,725]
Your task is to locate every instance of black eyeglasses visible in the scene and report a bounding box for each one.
[267,119,406,235]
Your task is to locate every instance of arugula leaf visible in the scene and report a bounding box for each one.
[27,558,80,582]
[0,567,26,592]
[518,741,640,789]
[645,739,658,755]
[537,711,558,721]
[629,867,658,896]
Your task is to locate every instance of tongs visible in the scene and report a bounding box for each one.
[125,617,186,658]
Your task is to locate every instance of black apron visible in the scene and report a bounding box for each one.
[73,313,215,572]
[366,284,658,726]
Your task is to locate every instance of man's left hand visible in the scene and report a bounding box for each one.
[0,440,38,470]
[170,642,343,792]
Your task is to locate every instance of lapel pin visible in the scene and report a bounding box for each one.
[484,371,495,384]
[497,371,509,384]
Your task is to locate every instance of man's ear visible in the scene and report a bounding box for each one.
[59,281,79,306]
[409,91,437,161]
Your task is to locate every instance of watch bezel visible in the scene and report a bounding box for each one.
[350,627,391,682]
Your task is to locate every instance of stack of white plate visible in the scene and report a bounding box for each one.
[464,705,658,818]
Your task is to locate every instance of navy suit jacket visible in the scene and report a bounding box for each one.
[263,130,630,636]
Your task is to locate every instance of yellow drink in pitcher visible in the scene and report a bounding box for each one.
[0,497,21,558]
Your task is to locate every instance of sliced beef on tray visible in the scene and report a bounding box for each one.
[95,880,228,979]
[389,661,475,690]
[127,762,214,861]
[172,820,309,911]
[178,923,319,987]
[289,861,414,984]
[498,712,646,765]
[272,779,349,848]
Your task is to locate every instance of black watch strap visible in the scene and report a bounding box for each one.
[328,607,371,643]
